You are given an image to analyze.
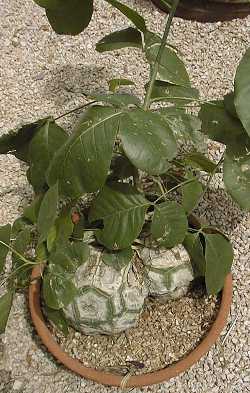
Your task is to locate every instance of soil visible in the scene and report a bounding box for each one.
[50,285,220,375]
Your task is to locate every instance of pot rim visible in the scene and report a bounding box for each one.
[151,0,250,22]
[29,264,232,388]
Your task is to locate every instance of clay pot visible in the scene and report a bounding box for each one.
[29,263,232,387]
[151,0,250,22]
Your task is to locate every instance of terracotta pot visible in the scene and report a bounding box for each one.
[151,0,250,22]
[29,263,232,387]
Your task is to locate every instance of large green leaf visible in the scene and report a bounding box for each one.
[0,119,47,162]
[149,80,199,105]
[0,224,11,274]
[23,194,44,224]
[151,201,188,248]
[204,233,233,294]
[109,78,135,93]
[199,101,245,145]
[102,247,133,271]
[12,228,32,287]
[90,93,140,107]
[89,183,150,250]
[182,177,203,213]
[104,0,146,32]
[47,106,122,197]
[50,241,89,274]
[96,28,142,53]
[45,306,69,336]
[37,183,58,244]
[29,120,68,192]
[223,136,250,210]
[0,291,13,334]
[46,0,93,35]
[159,107,202,145]
[119,109,177,175]
[234,48,250,137]
[224,92,238,119]
[183,232,206,277]
[145,32,190,87]
[42,264,78,310]
[183,152,217,173]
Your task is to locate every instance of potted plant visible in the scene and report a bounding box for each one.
[151,0,250,22]
[0,0,249,387]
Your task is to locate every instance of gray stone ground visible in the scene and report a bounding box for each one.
[0,0,250,392]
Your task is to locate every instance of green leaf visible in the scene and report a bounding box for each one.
[109,154,135,180]
[109,78,135,93]
[50,241,89,274]
[204,233,233,294]
[102,247,133,271]
[0,119,47,162]
[159,107,202,145]
[37,183,58,244]
[12,217,31,237]
[234,48,250,137]
[199,101,245,145]
[145,32,190,87]
[182,178,203,213]
[223,136,250,210]
[90,93,140,107]
[45,306,69,336]
[47,106,122,197]
[0,291,13,334]
[149,80,199,105]
[183,233,206,277]
[183,152,217,173]
[23,194,44,224]
[89,183,150,250]
[0,224,11,274]
[151,201,188,248]
[96,27,142,52]
[28,120,68,192]
[54,207,74,245]
[12,228,32,287]
[119,109,177,175]
[42,264,78,310]
[104,0,146,32]
[46,0,93,35]
[224,92,238,119]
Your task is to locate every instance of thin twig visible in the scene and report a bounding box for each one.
[54,100,96,121]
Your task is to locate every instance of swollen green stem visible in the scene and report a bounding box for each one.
[143,0,181,111]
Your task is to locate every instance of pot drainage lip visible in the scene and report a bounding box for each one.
[151,0,250,22]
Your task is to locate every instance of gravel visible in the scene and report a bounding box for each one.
[0,0,250,392]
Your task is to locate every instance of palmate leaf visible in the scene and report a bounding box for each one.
[0,224,11,274]
[181,177,203,213]
[102,247,133,271]
[151,201,188,248]
[23,194,44,224]
[149,80,199,105]
[145,32,190,87]
[234,48,250,137]
[104,0,146,32]
[204,233,233,295]
[89,183,150,250]
[47,106,123,197]
[0,291,13,334]
[29,120,68,192]
[109,78,135,93]
[0,119,47,162]
[223,134,250,210]
[45,0,93,35]
[199,101,245,145]
[96,28,142,53]
[183,152,217,173]
[50,241,90,274]
[224,92,238,119]
[119,109,177,175]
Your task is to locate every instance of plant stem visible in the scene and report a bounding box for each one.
[143,0,180,111]
[55,100,96,121]
[154,178,195,204]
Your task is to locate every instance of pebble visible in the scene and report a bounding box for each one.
[0,0,249,392]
